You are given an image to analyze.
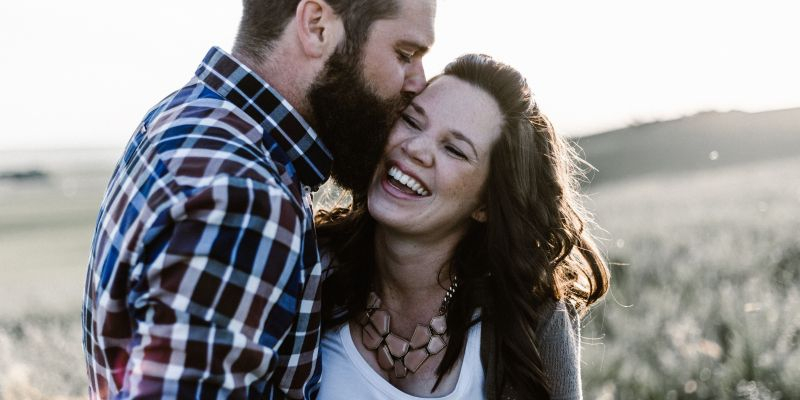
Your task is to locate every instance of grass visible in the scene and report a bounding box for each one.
[0,313,85,399]
[0,152,113,399]
[1,150,798,399]
[581,156,800,399]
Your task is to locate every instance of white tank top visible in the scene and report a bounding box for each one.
[318,321,485,399]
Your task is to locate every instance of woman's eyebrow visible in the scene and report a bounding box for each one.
[410,102,426,117]
[449,130,478,159]
[410,101,478,158]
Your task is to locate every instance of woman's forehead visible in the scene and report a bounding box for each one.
[420,76,492,110]
[416,76,503,147]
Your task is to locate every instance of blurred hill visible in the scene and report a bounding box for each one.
[572,107,800,185]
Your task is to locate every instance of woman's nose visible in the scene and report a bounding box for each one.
[401,134,434,167]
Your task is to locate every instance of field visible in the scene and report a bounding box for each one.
[580,156,800,399]
[0,149,116,399]
[0,149,798,399]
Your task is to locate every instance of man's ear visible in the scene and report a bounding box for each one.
[471,206,487,223]
[295,0,343,59]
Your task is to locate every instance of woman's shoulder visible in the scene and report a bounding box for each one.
[480,299,583,400]
[534,299,580,341]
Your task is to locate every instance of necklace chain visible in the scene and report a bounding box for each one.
[358,277,458,379]
[438,277,459,314]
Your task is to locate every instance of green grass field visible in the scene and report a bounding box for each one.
[0,150,798,399]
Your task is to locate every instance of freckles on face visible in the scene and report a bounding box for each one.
[367,76,504,237]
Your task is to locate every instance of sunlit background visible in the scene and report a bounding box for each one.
[1,1,798,399]
[0,0,798,149]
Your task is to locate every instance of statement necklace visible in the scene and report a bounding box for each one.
[357,278,458,378]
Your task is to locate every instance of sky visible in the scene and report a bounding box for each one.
[0,0,798,150]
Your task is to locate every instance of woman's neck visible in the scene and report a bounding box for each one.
[372,226,461,320]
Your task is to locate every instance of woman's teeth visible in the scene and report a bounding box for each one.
[388,166,429,196]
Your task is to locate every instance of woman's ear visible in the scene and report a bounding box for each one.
[471,206,487,223]
[295,0,343,59]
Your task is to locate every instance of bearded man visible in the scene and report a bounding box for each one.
[81,0,436,398]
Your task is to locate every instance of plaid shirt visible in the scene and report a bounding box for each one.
[82,47,331,399]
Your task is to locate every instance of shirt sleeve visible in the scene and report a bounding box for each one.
[538,301,583,400]
[122,174,305,399]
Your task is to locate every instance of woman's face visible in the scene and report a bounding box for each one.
[367,75,504,239]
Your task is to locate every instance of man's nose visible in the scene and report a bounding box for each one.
[402,60,427,95]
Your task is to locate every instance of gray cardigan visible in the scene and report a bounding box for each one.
[480,301,582,400]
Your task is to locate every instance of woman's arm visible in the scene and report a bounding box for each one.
[537,301,583,400]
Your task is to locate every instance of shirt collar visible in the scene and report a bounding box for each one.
[195,46,332,189]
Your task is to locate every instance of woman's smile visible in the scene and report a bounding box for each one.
[367,76,503,238]
[385,165,431,197]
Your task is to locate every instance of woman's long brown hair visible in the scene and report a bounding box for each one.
[316,54,609,399]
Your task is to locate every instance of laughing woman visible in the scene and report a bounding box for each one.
[316,54,609,400]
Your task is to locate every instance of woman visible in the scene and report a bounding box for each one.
[316,54,609,399]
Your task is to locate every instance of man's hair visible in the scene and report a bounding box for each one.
[235,0,399,62]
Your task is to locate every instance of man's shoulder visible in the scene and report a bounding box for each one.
[148,80,266,148]
[137,81,286,187]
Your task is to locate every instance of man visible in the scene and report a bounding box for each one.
[82,0,436,398]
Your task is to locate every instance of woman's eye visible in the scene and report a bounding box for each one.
[445,145,468,160]
[401,114,420,130]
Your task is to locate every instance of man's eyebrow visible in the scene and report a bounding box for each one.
[450,130,478,159]
[397,40,430,56]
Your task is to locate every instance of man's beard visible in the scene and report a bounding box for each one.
[307,50,412,195]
